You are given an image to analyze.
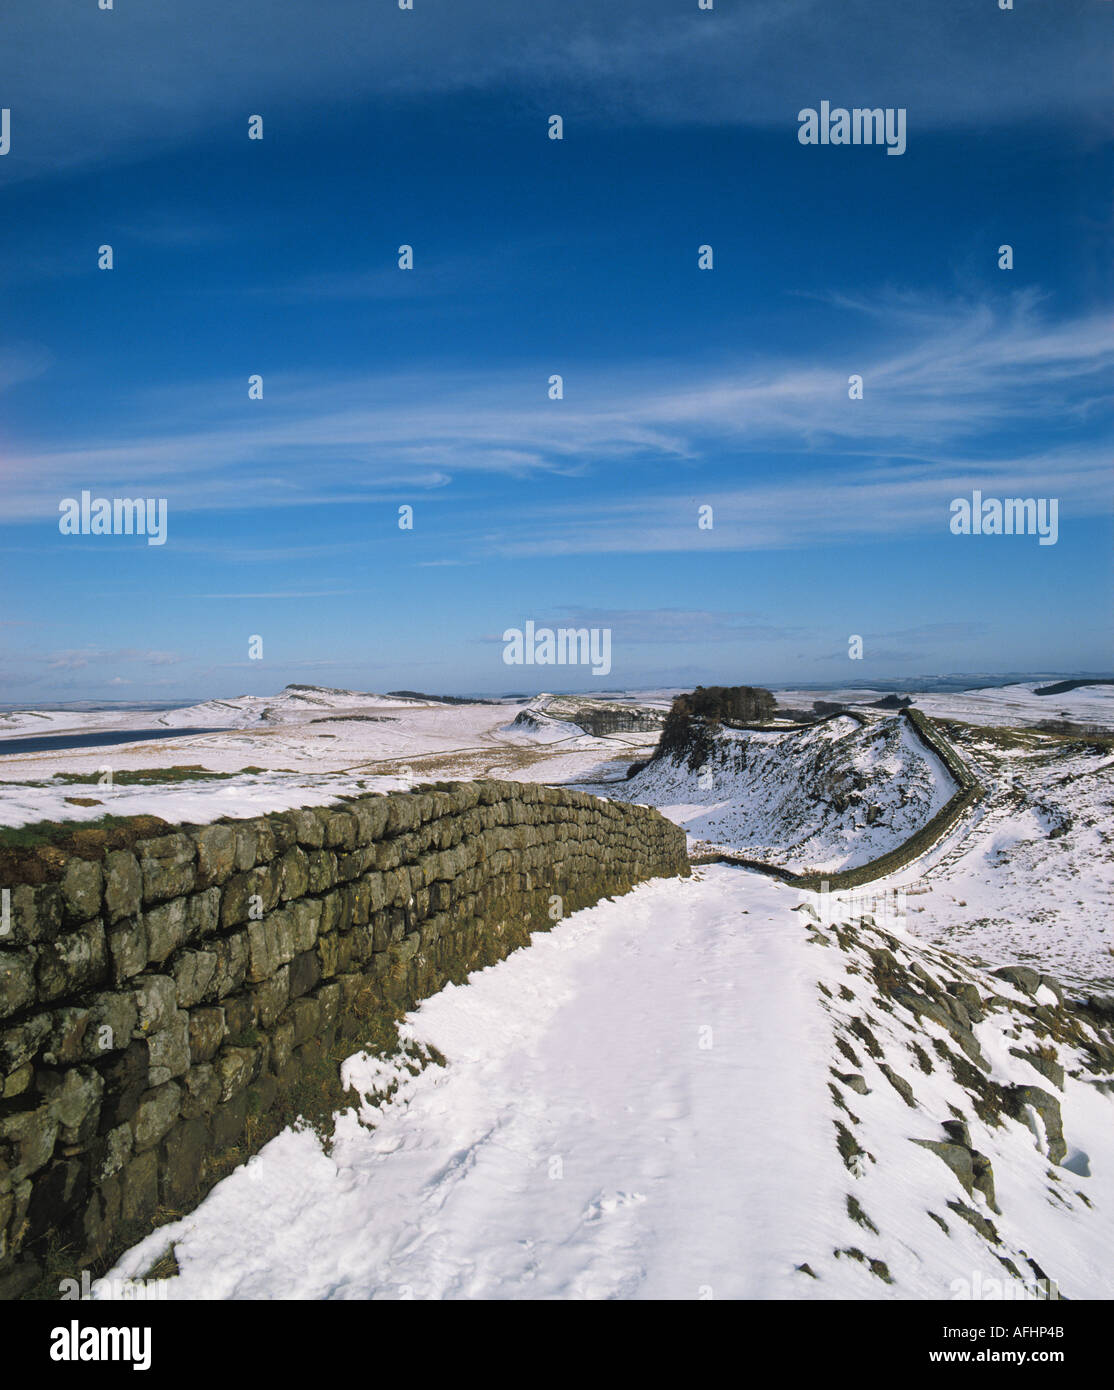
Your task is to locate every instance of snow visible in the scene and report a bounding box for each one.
[94,867,1114,1301]
[598,714,955,872]
[0,688,658,829]
[773,681,1114,731]
[4,680,1112,1300]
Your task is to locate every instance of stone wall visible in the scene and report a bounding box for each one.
[0,781,689,1297]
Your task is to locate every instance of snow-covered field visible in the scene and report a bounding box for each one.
[96,867,1114,1301]
[773,681,1114,730]
[0,687,655,829]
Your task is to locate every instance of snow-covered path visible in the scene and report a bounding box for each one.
[103,868,844,1300]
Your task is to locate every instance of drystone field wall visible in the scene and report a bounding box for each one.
[0,781,689,1297]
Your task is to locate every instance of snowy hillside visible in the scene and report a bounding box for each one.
[150,685,435,730]
[612,714,955,873]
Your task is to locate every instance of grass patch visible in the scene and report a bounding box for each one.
[51,765,268,786]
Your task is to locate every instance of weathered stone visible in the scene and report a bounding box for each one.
[132,1082,182,1153]
[39,1066,104,1145]
[186,886,221,938]
[210,932,249,998]
[147,1011,190,1085]
[291,898,321,953]
[220,871,254,929]
[138,833,196,904]
[107,917,148,985]
[247,911,295,983]
[86,992,138,1059]
[316,932,340,978]
[24,1155,89,1248]
[271,1020,295,1077]
[290,997,322,1046]
[103,851,142,924]
[251,968,289,1030]
[351,797,390,842]
[912,1139,975,1195]
[42,1006,90,1066]
[2,1061,33,1099]
[181,1064,221,1119]
[0,951,37,1021]
[279,847,310,901]
[172,949,217,1008]
[992,965,1042,997]
[60,859,103,924]
[120,1149,158,1226]
[143,897,190,965]
[318,891,344,935]
[324,811,357,851]
[35,921,108,1001]
[233,824,258,872]
[878,1063,916,1108]
[211,1092,248,1149]
[314,982,342,1033]
[187,1008,225,1065]
[288,950,321,1001]
[970,1151,1000,1213]
[0,1103,59,1183]
[98,1123,133,1180]
[289,809,325,849]
[6,883,63,946]
[1007,1084,1067,1163]
[306,849,337,893]
[133,975,178,1036]
[948,1025,991,1073]
[1010,1047,1065,1090]
[194,823,237,887]
[215,1047,256,1103]
[947,1199,998,1243]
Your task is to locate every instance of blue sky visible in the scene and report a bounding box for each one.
[1,0,1111,700]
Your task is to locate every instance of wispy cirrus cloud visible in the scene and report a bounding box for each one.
[33,648,183,672]
[0,293,1109,556]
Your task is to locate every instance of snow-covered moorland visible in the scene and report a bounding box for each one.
[2,680,1112,1301]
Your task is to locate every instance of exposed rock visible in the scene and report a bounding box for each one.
[1006,1084,1068,1164]
[912,1139,975,1195]
[992,966,1042,997]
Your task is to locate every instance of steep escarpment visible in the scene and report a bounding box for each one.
[620,711,958,874]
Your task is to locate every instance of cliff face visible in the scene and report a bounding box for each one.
[566,707,662,737]
[0,781,688,1297]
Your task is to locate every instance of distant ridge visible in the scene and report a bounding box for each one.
[1034,678,1114,696]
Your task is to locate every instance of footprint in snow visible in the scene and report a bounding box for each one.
[584,1191,648,1220]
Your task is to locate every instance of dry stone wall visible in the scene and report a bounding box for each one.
[0,780,688,1297]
